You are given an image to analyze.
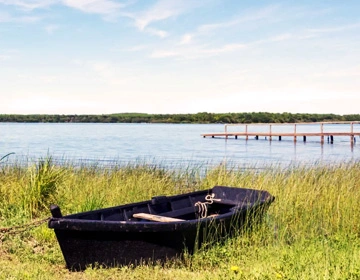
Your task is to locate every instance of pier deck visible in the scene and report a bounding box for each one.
[201,122,360,144]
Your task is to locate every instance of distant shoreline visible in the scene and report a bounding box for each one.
[1,112,360,124]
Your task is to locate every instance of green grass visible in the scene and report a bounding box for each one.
[0,160,360,279]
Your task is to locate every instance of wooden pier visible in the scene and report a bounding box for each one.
[201,122,360,144]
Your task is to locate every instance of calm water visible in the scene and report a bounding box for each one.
[0,123,359,169]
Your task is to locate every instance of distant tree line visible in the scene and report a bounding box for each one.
[0,112,360,124]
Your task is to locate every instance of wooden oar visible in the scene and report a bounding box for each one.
[133,213,185,222]
[133,212,220,222]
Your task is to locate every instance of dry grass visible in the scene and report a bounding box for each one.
[0,160,360,279]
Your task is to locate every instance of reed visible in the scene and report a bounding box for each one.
[19,157,66,218]
[0,159,359,279]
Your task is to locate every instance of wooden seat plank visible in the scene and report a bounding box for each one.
[133,213,185,222]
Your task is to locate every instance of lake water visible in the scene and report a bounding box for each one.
[1,123,359,169]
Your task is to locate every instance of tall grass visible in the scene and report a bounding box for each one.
[0,159,359,279]
[22,157,67,218]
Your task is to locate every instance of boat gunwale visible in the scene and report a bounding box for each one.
[48,203,272,232]
[48,186,275,232]
[59,189,211,220]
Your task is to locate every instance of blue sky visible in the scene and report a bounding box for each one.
[1,0,359,115]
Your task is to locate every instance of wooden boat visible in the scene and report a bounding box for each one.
[48,186,274,270]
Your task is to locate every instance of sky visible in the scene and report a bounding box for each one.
[0,0,359,115]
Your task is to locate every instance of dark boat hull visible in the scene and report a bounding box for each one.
[48,186,274,270]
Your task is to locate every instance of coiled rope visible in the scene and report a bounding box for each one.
[194,193,220,219]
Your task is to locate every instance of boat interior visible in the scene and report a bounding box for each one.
[65,190,239,222]
[52,186,270,222]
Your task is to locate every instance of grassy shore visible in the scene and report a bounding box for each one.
[0,159,360,279]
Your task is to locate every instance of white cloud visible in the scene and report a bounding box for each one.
[149,42,248,60]
[44,24,59,34]
[6,95,103,114]
[269,33,293,42]
[313,67,360,78]
[39,75,58,83]
[76,60,133,86]
[123,0,207,38]
[308,22,360,33]
[0,11,41,23]
[169,5,282,54]
[13,73,58,83]
[150,50,179,58]
[150,27,321,61]
[146,27,168,38]
[130,0,196,31]
[122,45,148,52]
[61,0,125,16]
[0,0,130,19]
[0,50,19,62]
[250,32,317,46]
[204,43,247,55]
[0,0,56,10]
[0,54,11,61]
[198,5,280,33]
[180,34,192,45]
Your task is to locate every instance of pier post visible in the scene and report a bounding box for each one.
[279,136,282,141]
[321,123,324,144]
[294,124,297,142]
[303,136,306,142]
[330,135,334,144]
[235,135,238,139]
[269,124,272,141]
[255,135,259,140]
[245,125,248,140]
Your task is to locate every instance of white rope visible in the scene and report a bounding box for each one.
[194,193,219,219]
[194,201,208,218]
